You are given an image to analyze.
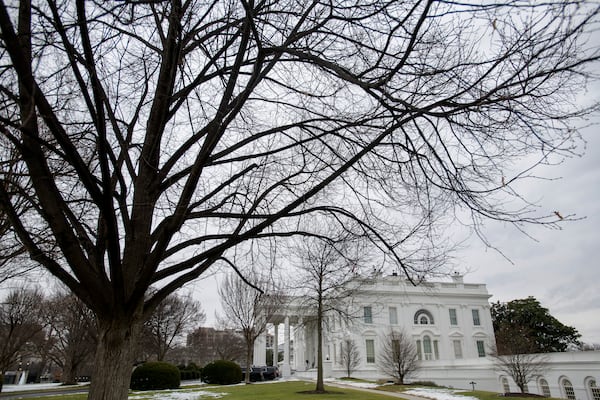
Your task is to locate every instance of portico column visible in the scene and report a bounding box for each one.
[273,323,279,366]
[253,331,267,366]
[282,316,291,377]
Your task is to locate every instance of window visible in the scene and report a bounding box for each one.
[365,339,375,363]
[476,340,485,357]
[389,307,398,325]
[472,309,481,326]
[363,306,372,323]
[449,308,458,325]
[588,378,600,400]
[562,379,575,400]
[423,336,433,360]
[453,340,463,359]
[502,377,510,393]
[414,309,434,325]
[539,378,551,397]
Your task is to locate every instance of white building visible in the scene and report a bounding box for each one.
[254,273,600,399]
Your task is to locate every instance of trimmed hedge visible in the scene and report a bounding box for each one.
[201,360,242,385]
[130,362,181,390]
[178,363,202,381]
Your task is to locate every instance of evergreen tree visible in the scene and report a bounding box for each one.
[491,297,580,354]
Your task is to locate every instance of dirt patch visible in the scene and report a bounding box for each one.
[298,390,345,395]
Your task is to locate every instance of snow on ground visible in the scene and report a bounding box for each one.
[404,387,480,400]
[1,382,76,392]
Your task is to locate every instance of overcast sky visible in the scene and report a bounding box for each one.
[461,118,600,345]
[192,113,600,345]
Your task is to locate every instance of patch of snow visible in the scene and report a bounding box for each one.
[404,387,480,400]
[2,383,81,392]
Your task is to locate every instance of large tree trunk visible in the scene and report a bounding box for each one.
[244,337,252,384]
[88,318,141,400]
[62,356,77,385]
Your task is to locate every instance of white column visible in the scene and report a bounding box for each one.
[273,323,279,366]
[295,317,306,371]
[253,331,267,366]
[282,316,291,377]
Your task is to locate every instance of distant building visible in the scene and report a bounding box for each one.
[254,273,600,399]
[186,327,245,366]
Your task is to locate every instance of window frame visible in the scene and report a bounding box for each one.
[389,306,398,325]
[449,308,458,325]
[414,309,434,325]
[562,379,576,400]
[453,339,463,359]
[363,306,373,324]
[365,339,375,364]
[538,378,551,398]
[476,340,485,357]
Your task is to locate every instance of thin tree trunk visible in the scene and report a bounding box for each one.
[0,372,4,393]
[244,335,252,384]
[88,318,141,400]
[315,290,324,393]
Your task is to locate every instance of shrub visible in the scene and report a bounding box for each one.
[130,362,181,391]
[178,363,202,381]
[409,381,440,387]
[201,360,242,385]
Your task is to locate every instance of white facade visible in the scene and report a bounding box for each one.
[255,274,600,398]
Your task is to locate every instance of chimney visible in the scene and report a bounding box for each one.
[451,272,463,283]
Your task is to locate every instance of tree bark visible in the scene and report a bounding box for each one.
[88,318,141,400]
[244,332,253,384]
[315,290,324,393]
[62,356,77,385]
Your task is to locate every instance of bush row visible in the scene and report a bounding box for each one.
[130,362,180,391]
[130,360,241,390]
[201,360,242,385]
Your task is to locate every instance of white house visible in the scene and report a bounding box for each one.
[254,273,600,399]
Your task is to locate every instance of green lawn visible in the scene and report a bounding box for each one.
[198,381,396,400]
[6,381,563,400]
[2,381,398,400]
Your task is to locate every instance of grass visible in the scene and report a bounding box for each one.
[5,381,566,400]
[200,381,396,400]
[3,381,398,400]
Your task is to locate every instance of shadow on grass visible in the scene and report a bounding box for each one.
[298,390,345,395]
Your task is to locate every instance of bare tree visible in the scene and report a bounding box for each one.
[0,2,597,398]
[378,329,420,385]
[45,292,97,385]
[339,339,361,378]
[0,288,45,392]
[0,143,36,286]
[490,325,549,393]
[186,327,245,366]
[292,232,372,393]
[140,293,205,362]
[218,273,282,384]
